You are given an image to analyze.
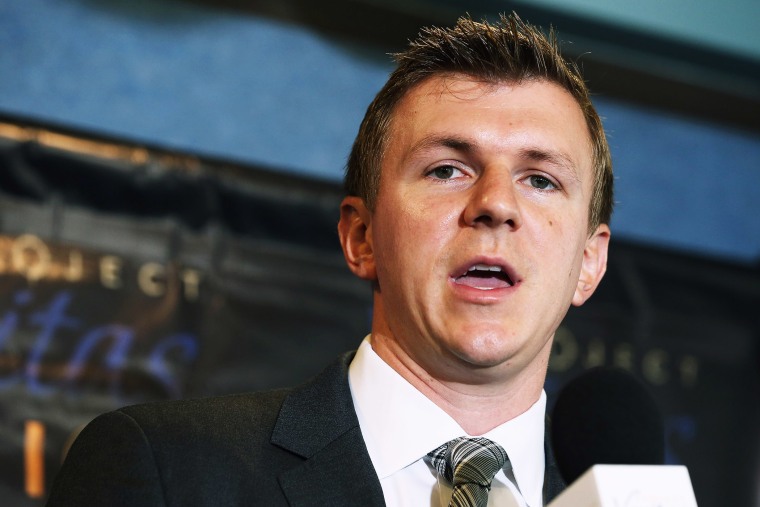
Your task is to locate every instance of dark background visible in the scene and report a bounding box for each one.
[0,123,758,506]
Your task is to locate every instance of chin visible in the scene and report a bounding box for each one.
[449,332,521,368]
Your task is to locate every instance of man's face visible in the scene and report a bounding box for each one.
[340,75,609,383]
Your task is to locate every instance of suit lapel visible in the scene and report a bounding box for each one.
[272,352,385,506]
[543,416,567,503]
[271,352,565,506]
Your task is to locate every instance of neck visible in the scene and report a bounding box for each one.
[370,331,550,435]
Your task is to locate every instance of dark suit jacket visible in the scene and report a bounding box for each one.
[47,352,565,506]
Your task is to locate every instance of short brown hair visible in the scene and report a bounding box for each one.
[345,13,614,231]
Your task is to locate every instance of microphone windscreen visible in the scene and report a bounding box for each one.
[550,366,665,485]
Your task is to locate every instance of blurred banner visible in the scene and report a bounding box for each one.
[0,116,758,506]
[547,241,760,507]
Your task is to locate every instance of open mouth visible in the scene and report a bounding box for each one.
[454,263,515,290]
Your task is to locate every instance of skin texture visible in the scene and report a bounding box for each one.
[339,75,610,435]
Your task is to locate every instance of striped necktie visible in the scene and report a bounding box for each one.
[426,437,508,507]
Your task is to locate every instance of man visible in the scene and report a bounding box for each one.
[47,13,612,507]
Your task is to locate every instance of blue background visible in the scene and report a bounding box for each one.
[1,0,759,263]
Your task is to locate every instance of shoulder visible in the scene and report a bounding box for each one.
[118,388,291,433]
[49,353,359,506]
[107,349,356,446]
[65,388,294,470]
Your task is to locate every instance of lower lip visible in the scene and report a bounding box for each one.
[449,278,518,303]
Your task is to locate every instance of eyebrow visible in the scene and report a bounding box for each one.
[408,134,475,157]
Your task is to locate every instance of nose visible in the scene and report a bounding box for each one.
[463,168,522,229]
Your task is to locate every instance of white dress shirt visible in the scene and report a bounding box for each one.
[348,336,547,507]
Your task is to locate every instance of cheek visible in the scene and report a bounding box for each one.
[527,212,565,250]
[400,195,460,244]
[375,200,459,284]
[529,213,587,279]
[372,206,428,275]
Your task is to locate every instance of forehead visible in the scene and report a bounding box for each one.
[384,74,594,182]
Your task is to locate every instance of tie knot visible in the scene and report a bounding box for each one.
[427,437,508,487]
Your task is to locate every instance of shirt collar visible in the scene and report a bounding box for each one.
[482,390,547,507]
[348,336,546,505]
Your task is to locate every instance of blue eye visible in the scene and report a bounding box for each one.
[528,175,556,190]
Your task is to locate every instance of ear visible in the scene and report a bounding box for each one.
[572,224,610,307]
[338,196,377,281]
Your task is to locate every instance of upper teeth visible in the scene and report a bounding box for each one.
[468,264,502,272]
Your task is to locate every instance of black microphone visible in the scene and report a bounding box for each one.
[550,366,665,485]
